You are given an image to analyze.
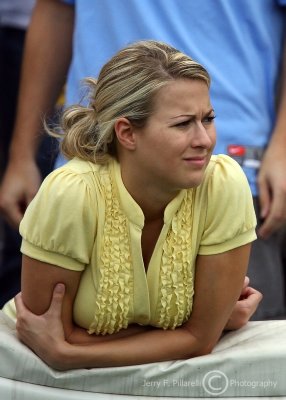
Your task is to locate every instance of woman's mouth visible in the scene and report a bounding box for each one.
[183,156,207,167]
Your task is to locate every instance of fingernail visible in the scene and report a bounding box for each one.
[55,283,65,293]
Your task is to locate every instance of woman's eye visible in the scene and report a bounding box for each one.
[175,120,191,128]
[203,115,216,124]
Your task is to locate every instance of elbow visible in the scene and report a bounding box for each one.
[191,341,216,357]
[182,328,217,358]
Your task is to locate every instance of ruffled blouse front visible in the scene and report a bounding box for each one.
[16,155,256,334]
[86,160,196,334]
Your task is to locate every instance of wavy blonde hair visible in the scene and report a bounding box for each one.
[53,40,210,164]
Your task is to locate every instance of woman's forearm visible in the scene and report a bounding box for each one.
[56,326,210,370]
[67,324,152,345]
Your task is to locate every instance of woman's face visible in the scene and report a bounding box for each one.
[133,78,216,194]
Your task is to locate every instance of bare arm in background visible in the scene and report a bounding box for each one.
[0,0,74,228]
[258,37,286,238]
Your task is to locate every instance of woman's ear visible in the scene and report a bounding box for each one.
[114,117,137,150]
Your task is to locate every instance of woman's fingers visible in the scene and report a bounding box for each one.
[46,283,65,318]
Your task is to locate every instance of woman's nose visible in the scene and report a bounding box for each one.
[190,122,215,149]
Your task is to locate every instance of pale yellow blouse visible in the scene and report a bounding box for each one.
[5,155,256,334]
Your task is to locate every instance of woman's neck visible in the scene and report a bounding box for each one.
[120,164,179,222]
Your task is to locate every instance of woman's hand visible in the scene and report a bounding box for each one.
[225,277,263,330]
[15,282,151,368]
[15,283,70,370]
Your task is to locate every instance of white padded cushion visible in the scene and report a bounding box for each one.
[0,311,285,398]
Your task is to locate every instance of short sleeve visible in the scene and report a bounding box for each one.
[19,166,97,271]
[198,155,257,255]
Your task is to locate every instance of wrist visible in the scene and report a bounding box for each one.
[9,131,42,162]
[267,129,286,150]
[9,145,38,163]
[49,341,75,371]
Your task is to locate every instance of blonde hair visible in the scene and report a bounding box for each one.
[53,40,210,164]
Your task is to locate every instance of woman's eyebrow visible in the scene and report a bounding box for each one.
[169,114,195,120]
[169,108,215,120]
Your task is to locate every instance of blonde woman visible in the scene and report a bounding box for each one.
[4,40,262,370]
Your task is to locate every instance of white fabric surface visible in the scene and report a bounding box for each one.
[0,377,284,400]
[0,311,286,398]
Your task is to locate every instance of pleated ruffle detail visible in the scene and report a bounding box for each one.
[88,169,132,335]
[158,191,194,329]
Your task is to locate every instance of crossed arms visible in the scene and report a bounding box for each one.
[15,245,262,370]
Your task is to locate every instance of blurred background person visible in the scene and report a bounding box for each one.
[0,0,59,306]
[0,0,285,318]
